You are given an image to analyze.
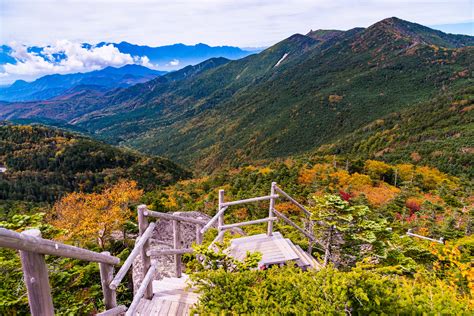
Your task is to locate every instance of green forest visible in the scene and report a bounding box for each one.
[0,16,473,316]
[0,126,472,313]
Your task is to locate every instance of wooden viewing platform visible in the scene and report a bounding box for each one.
[0,182,324,315]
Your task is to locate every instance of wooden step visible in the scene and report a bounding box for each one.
[285,238,311,270]
[295,244,322,270]
[229,232,299,267]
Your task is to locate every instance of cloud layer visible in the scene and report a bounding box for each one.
[1,0,472,48]
[0,40,152,84]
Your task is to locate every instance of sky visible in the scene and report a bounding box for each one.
[0,0,472,84]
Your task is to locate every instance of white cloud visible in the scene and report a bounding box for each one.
[168,59,180,66]
[0,40,152,83]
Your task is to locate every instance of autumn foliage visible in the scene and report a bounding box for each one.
[51,180,142,247]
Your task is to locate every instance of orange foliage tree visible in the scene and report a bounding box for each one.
[51,180,143,248]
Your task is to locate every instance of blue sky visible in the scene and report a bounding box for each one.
[1,0,472,47]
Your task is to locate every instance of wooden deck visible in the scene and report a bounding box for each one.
[229,232,321,270]
[135,274,199,316]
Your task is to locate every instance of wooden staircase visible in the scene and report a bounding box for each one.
[0,182,324,316]
[135,274,199,316]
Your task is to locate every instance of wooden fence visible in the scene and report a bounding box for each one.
[0,182,321,315]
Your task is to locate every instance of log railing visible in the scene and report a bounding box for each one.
[122,205,207,315]
[0,227,122,315]
[199,182,319,254]
[0,182,319,315]
[273,184,321,254]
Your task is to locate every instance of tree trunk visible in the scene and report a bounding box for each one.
[324,226,334,266]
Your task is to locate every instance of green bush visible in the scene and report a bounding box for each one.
[191,265,472,315]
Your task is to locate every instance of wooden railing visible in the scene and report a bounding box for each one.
[0,182,320,315]
[0,227,124,316]
[201,182,321,254]
[122,205,206,315]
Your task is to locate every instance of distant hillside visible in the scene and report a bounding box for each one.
[1,17,473,173]
[0,64,165,102]
[0,123,191,202]
[314,87,474,178]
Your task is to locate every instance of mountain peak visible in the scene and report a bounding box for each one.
[365,17,474,48]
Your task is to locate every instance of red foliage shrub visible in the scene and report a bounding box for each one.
[339,190,352,201]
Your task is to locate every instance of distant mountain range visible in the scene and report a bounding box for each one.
[0,64,165,102]
[1,17,473,174]
[0,42,259,79]
[95,42,260,69]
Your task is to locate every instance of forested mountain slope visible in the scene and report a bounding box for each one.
[1,18,472,172]
[0,123,190,203]
[314,87,474,177]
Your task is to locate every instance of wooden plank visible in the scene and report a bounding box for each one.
[274,186,311,216]
[158,300,172,315]
[219,217,278,230]
[176,303,186,316]
[99,251,117,309]
[168,301,180,315]
[148,297,165,315]
[109,222,156,290]
[0,227,119,265]
[125,265,156,316]
[144,210,207,225]
[221,194,279,207]
[96,305,127,316]
[19,229,54,316]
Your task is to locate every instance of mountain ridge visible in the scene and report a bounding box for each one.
[1,17,472,173]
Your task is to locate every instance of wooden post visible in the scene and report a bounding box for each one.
[173,220,182,277]
[267,182,276,236]
[307,220,314,255]
[19,229,54,316]
[217,190,225,242]
[99,251,117,309]
[137,204,153,299]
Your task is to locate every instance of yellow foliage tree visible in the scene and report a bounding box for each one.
[364,160,392,180]
[51,180,143,248]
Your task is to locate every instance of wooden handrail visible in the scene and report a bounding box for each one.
[125,265,156,316]
[144,209,207,225]
[96,305,127,316]
[219,217,278,230]
[200,206,228,234]
[208,230,225,250]
[272,208,315,241]
[109,222,156,290]
[0,228,119,265]
[221,194,279,207]
[274,186,311,217]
